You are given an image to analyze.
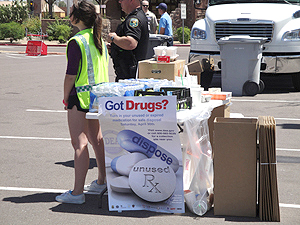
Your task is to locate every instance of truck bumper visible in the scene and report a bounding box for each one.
[189,51,300,74]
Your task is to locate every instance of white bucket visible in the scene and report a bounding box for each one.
[190,85,204,107]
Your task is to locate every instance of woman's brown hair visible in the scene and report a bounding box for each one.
[70,0,103,55]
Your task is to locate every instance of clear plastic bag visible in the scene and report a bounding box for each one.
[180,108,214,216]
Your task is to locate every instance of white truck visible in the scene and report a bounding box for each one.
[190,0,300,91]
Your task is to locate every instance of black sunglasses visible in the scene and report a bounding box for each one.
[142,5,149,7]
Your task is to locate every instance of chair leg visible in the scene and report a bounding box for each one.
[98,186,108,208]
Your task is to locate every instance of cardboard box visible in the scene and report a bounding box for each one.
[208,103,230,150]
[213,117,258,217]
[187,60,203,85]
[138,59,185,81]
[186,60,203,73]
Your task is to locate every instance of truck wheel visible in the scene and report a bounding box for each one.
[243,80,259,96]
[258,79,265,94]
[292,73,300,91]
[200,70,214,91]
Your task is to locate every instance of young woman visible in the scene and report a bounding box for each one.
[56,0,108,204]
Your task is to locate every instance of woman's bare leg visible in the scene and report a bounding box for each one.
[68,107,89,195]
[86,119,106,185]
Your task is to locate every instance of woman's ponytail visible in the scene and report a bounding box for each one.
[93,14,103,55]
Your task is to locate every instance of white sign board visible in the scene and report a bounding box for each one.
[181,4,186,20]
[98,96,184,214]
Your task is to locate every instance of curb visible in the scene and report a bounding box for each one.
[173,44,190,47]
[0,43,67,47]
[0,51,65,55]
[0,42,189,47]
[0,42,189,55]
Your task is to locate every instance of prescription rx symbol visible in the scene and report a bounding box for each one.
[129,158,177,202]
[143,174,161,193]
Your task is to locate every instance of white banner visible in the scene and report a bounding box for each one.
[98,96,184,213]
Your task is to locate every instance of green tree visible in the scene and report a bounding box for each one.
[0,0,28,24]
[58,1,66,8]
[45,0,57,19]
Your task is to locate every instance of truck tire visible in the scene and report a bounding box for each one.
[292,73,300,91]
[200,59,214,90]
[243,80,259,96]
[258,79,265,94]
[200,70,214,91]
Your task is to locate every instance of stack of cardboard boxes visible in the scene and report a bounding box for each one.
[138,59,203,84]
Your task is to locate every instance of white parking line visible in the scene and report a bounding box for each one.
[0,186,103,195]
[0,136,70,141]
[26,109,66,113]
[231,99,300,103]
[277,148,300,152]
[0,186,67,193]
[1,135,299,152]
[275,118,300,121]
[279,203,300,209]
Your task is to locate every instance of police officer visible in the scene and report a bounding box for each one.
[107,0,149,82]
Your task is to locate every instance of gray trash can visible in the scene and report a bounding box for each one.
[218,36,267,96]
[145,34,172,59]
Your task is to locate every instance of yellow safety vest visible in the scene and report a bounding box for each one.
[67,28,109,109]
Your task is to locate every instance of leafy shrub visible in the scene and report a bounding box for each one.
[176,26,191,44]
[46,20,72,41]
[22,17,41,34]
[58,35,66,43]
[0,24,4,40]
[0,22,24,42]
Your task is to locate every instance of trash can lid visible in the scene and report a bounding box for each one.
[218,35,268,44]
[149,34,172,40]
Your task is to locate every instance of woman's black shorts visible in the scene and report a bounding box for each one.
[67,94,89,113]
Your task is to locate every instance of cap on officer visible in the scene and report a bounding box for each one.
[156,3,167,10]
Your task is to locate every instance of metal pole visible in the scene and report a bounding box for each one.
[182,19,184,44]
[67,0,70,17]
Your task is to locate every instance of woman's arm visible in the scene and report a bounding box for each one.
[63,74,76,105]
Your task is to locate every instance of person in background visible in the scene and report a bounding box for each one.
[156,2,173,46]
[107,0,149,82]
[141,0,158,34]
[55,0,108,204]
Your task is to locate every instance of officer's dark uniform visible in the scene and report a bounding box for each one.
[110,7,149,81]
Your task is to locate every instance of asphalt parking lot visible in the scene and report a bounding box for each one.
[0,45,299,224]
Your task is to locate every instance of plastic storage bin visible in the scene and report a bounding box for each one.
[146,34,173,59]
[218,36,267,96]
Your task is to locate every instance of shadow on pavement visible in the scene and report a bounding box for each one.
[3,192,58,203]
[55,158,98,169]
[277,123,300,130]
[277,155,300,164]
[3,193,261,222]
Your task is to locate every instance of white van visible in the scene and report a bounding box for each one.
[189,0,300,91]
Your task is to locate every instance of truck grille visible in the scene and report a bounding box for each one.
[215,23,273,42]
